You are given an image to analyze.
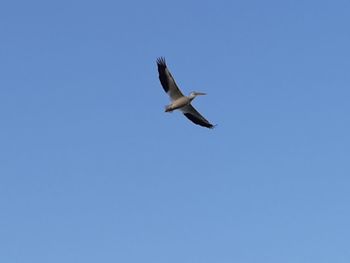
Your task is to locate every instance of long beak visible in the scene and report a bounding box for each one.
[195,92,207,96]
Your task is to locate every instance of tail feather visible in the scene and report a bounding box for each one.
[164,105,173,112]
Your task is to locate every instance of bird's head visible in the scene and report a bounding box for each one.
[189,91,207,99]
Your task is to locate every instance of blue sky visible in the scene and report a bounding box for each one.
[1,0,349,262]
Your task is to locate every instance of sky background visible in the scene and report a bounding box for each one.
[1,0,349,262]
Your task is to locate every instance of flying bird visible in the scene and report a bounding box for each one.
[156,57,215,129]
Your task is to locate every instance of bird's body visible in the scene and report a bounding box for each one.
[165,95,193,112]
[156,57,215,129]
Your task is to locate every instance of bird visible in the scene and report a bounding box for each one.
[156,57,215,129]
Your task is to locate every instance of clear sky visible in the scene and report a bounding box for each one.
[1,0,349,262]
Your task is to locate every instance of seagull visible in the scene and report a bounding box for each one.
[156,57,215,129]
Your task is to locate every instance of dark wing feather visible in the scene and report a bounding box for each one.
[156,57,169,93]
[156,57,184,100]
[181,105,214,129]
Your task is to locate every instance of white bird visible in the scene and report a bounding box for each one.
[156,57,215,129]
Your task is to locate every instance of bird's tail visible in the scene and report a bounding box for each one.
[164,105,173,112]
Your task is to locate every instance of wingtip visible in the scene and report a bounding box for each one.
[156,57,166,67]
[206,123,216,129]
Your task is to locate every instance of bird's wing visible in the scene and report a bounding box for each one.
[157,57,184,100]
[181,104,214,129]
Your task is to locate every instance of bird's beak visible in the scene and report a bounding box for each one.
[195,92,207,96]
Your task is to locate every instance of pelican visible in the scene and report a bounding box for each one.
[156,57,215,129]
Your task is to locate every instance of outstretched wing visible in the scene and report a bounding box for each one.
[181,104,214,129]
[156,57,184,101]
